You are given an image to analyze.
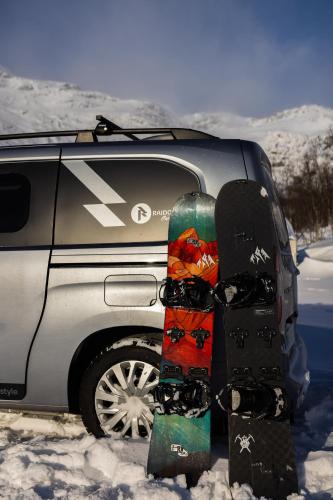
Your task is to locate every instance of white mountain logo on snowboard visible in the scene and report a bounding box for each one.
[235,434,255,453]
[196,253,215,268]
[250,246,271,265]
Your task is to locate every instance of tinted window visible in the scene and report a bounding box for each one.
[262,169,289,247]
[55,158,200,245]
[0,161,58,247]
[0,173,30,232]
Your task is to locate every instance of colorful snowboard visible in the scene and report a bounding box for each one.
[147,192,219,480]
[215,180,298,499]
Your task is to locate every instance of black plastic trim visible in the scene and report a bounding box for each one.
[0,241,168,251]
[50,262,167,269]
[0,383,26,400]
[0,245,52,251]
[53,241,168,249]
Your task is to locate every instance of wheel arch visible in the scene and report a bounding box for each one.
[67,325,162,414]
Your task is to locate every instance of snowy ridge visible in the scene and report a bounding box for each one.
[0,68,332,180]
[0,67,180,135]
[183,105,333,179]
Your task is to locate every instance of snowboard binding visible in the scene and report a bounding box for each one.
[214,272,275,308]
[154,379,211,418]
[216,382,288,420]
[159,276,215,312]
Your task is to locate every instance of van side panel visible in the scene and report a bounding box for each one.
[0,160,58,397]
[24,250,167,409]
[0,250,51,388]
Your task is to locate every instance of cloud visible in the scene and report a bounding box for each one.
[0,0,332,116]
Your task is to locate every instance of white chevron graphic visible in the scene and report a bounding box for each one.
[83,204,125,227]
[63,160,126,227]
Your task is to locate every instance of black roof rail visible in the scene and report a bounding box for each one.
[93,116,217,139]
[0,115,217,143]
[0,130,97,143]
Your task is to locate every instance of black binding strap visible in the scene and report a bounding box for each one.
[215,272,275,308]
[154,379,211,418]
[159,276,215,312]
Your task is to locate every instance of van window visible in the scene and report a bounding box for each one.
[0,173,30,232]
[0,162,58,247]
[55,158,200,245]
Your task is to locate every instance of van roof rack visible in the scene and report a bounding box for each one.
[0,115,217,144]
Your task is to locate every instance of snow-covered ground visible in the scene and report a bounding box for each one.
[0,384,331,499]
[298,241,333,377]
[0,245,331,499]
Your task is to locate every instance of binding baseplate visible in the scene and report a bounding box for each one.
[154,379,211,418]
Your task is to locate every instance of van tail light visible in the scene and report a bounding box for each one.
[274,246,282,325]
[274,246,280,273]
[277,295,282,326]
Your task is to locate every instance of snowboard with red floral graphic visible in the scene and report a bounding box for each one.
[147,192,218,480]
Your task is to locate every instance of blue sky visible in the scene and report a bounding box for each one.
[1,0,332,116]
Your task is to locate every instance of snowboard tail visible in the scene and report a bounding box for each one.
[147,192,218,479]
[215,180,298,499]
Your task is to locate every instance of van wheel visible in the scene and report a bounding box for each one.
[79,346,160,438]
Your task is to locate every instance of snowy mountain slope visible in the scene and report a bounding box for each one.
[0,67,180,135]
[183,105,333,180]
[0,67,333,178]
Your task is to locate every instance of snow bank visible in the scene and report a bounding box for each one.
[303,451,333,495]
[295,395,333,497]
[297,249,333,373]
[298,254,333,305]
[305,239,333,262]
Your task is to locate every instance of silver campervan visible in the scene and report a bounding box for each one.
[0,116,308,438]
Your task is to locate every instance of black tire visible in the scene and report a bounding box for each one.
[79,346,160,438]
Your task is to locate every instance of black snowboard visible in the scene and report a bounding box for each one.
[215,180,298,499]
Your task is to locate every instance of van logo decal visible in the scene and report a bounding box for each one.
[62,160,126,227]
[131,203,152,224]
